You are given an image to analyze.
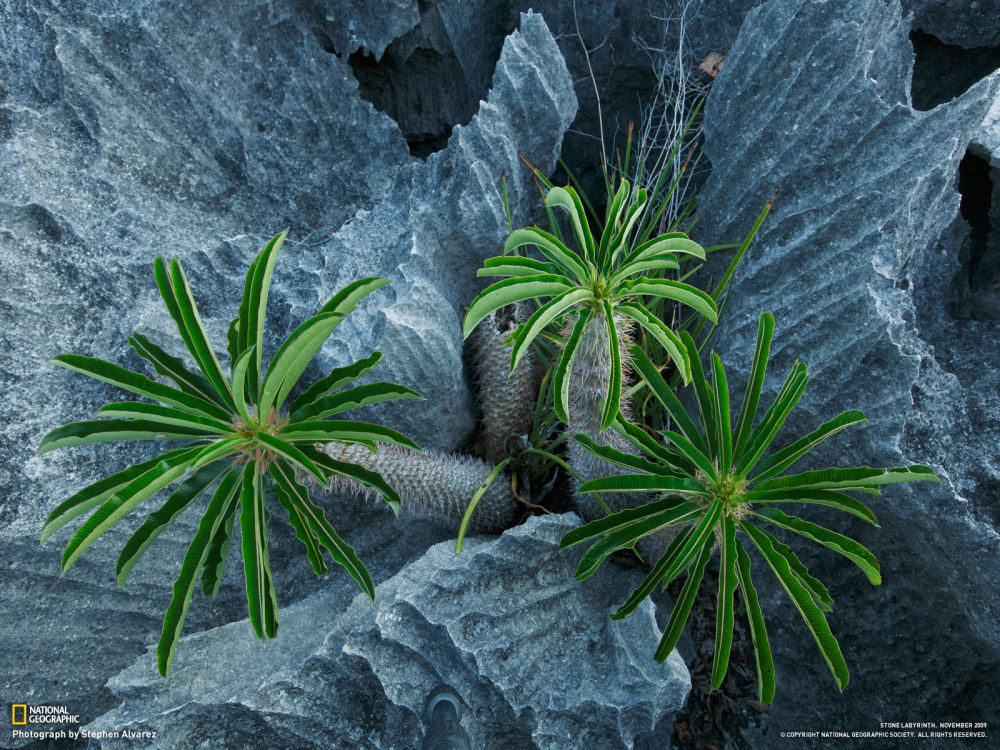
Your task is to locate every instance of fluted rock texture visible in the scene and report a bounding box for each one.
[695,0,1000,744]
[289,9,577,454]
[0,4,575,745]
[321,442,520,533]
[87,514,690,750]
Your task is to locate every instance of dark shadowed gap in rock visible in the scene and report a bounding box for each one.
[909,30,1000,111]
[949,149,999,321]
[345,47,455,159]
[958,151,993,285]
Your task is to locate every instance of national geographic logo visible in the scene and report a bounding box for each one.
[9,704,80,724]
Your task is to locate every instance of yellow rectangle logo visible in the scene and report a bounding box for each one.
[11,705,26,725]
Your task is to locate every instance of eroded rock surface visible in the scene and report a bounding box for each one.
[696,0,1000,745]
[0,3,575,745]
[88,514,690,750]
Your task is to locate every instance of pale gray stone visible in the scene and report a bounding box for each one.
[0,4,576,747]
[695,0,1000,745]
[89,514,690,750]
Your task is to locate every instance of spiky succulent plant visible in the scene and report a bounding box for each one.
[321,442,519,533]
[39,231,422,676]
[463,181,718,431]
[561,313,938,702]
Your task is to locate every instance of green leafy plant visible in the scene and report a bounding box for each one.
[560,312,938,702]
[462,180,718,432]
[39,231,422,677]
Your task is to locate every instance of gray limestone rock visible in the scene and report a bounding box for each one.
[88,514,690,750]
[695,0,1000,745]
[305,0,423,59]
[291,10,577,453]
[0,3,576,746]
[904,0,1000,48]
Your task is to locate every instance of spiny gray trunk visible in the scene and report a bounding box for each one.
[468,303,542,464]
[321,443,519,533]
[566,310,674,563]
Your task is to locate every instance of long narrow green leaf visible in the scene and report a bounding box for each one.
[41,449,193,542]
[575,504,703,581]
[598,180,630,258]
[609,254,680,285]
[620,235,706,269]
[746,522,834,611]
[578,473,705,496]
[618,278,717,322]
[553,308,594,423]
[292,382,422,421]
[711,353,733,475]
[462,276,573,339]
[681,332,720,459]
[200,488,240,599]
[259,311,345,413]
[116,461,230,586]
[49,355,232,422]
[509,288,593,374]
[560,496,694,549]
[661,430,717,483]
[711,517,739,689]
[628,345,705,452]
[268,459,375,601]
[156,466,242,677]
[289,352,382,414]
[168,258,235,410]
[254,433,326,485]
[732,312,775,456]
[655,537,713,662]
[736,365,809,479]
[477,255,559,278]
[734,541,775,704]
[750,410,868,482]
[599,300,622,430]
[38,419,211,455]
[742,520,849,691]
[612,497,724,619]
[752,465,938,493]
[189,436,250,471]
[751,508,880,584]
[746,488,878,526]
[611,415,695,475]
[229,252,259,364]
[571,434,667,476]
[153,257,205,386]
[268,461,328,576]
[230,346,256,425]
[455,458,511,554]
[504,227,590,284]
[280,420,420,451]
[318,276,390,318]
[95,402,234,434]
[244,231,287,402]
[607,188,648,269]
[61,445,204,571]
[300,444,401,514]
[240,463,278,640]
[546,186,595,264]
[128,333,222,407]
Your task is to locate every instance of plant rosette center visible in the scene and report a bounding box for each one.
[704,473,750,518]
[234,409,291,463]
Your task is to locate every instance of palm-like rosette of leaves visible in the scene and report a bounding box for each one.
[560,313,938,702]
[463,181,718,430]
[39,231,422,677]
